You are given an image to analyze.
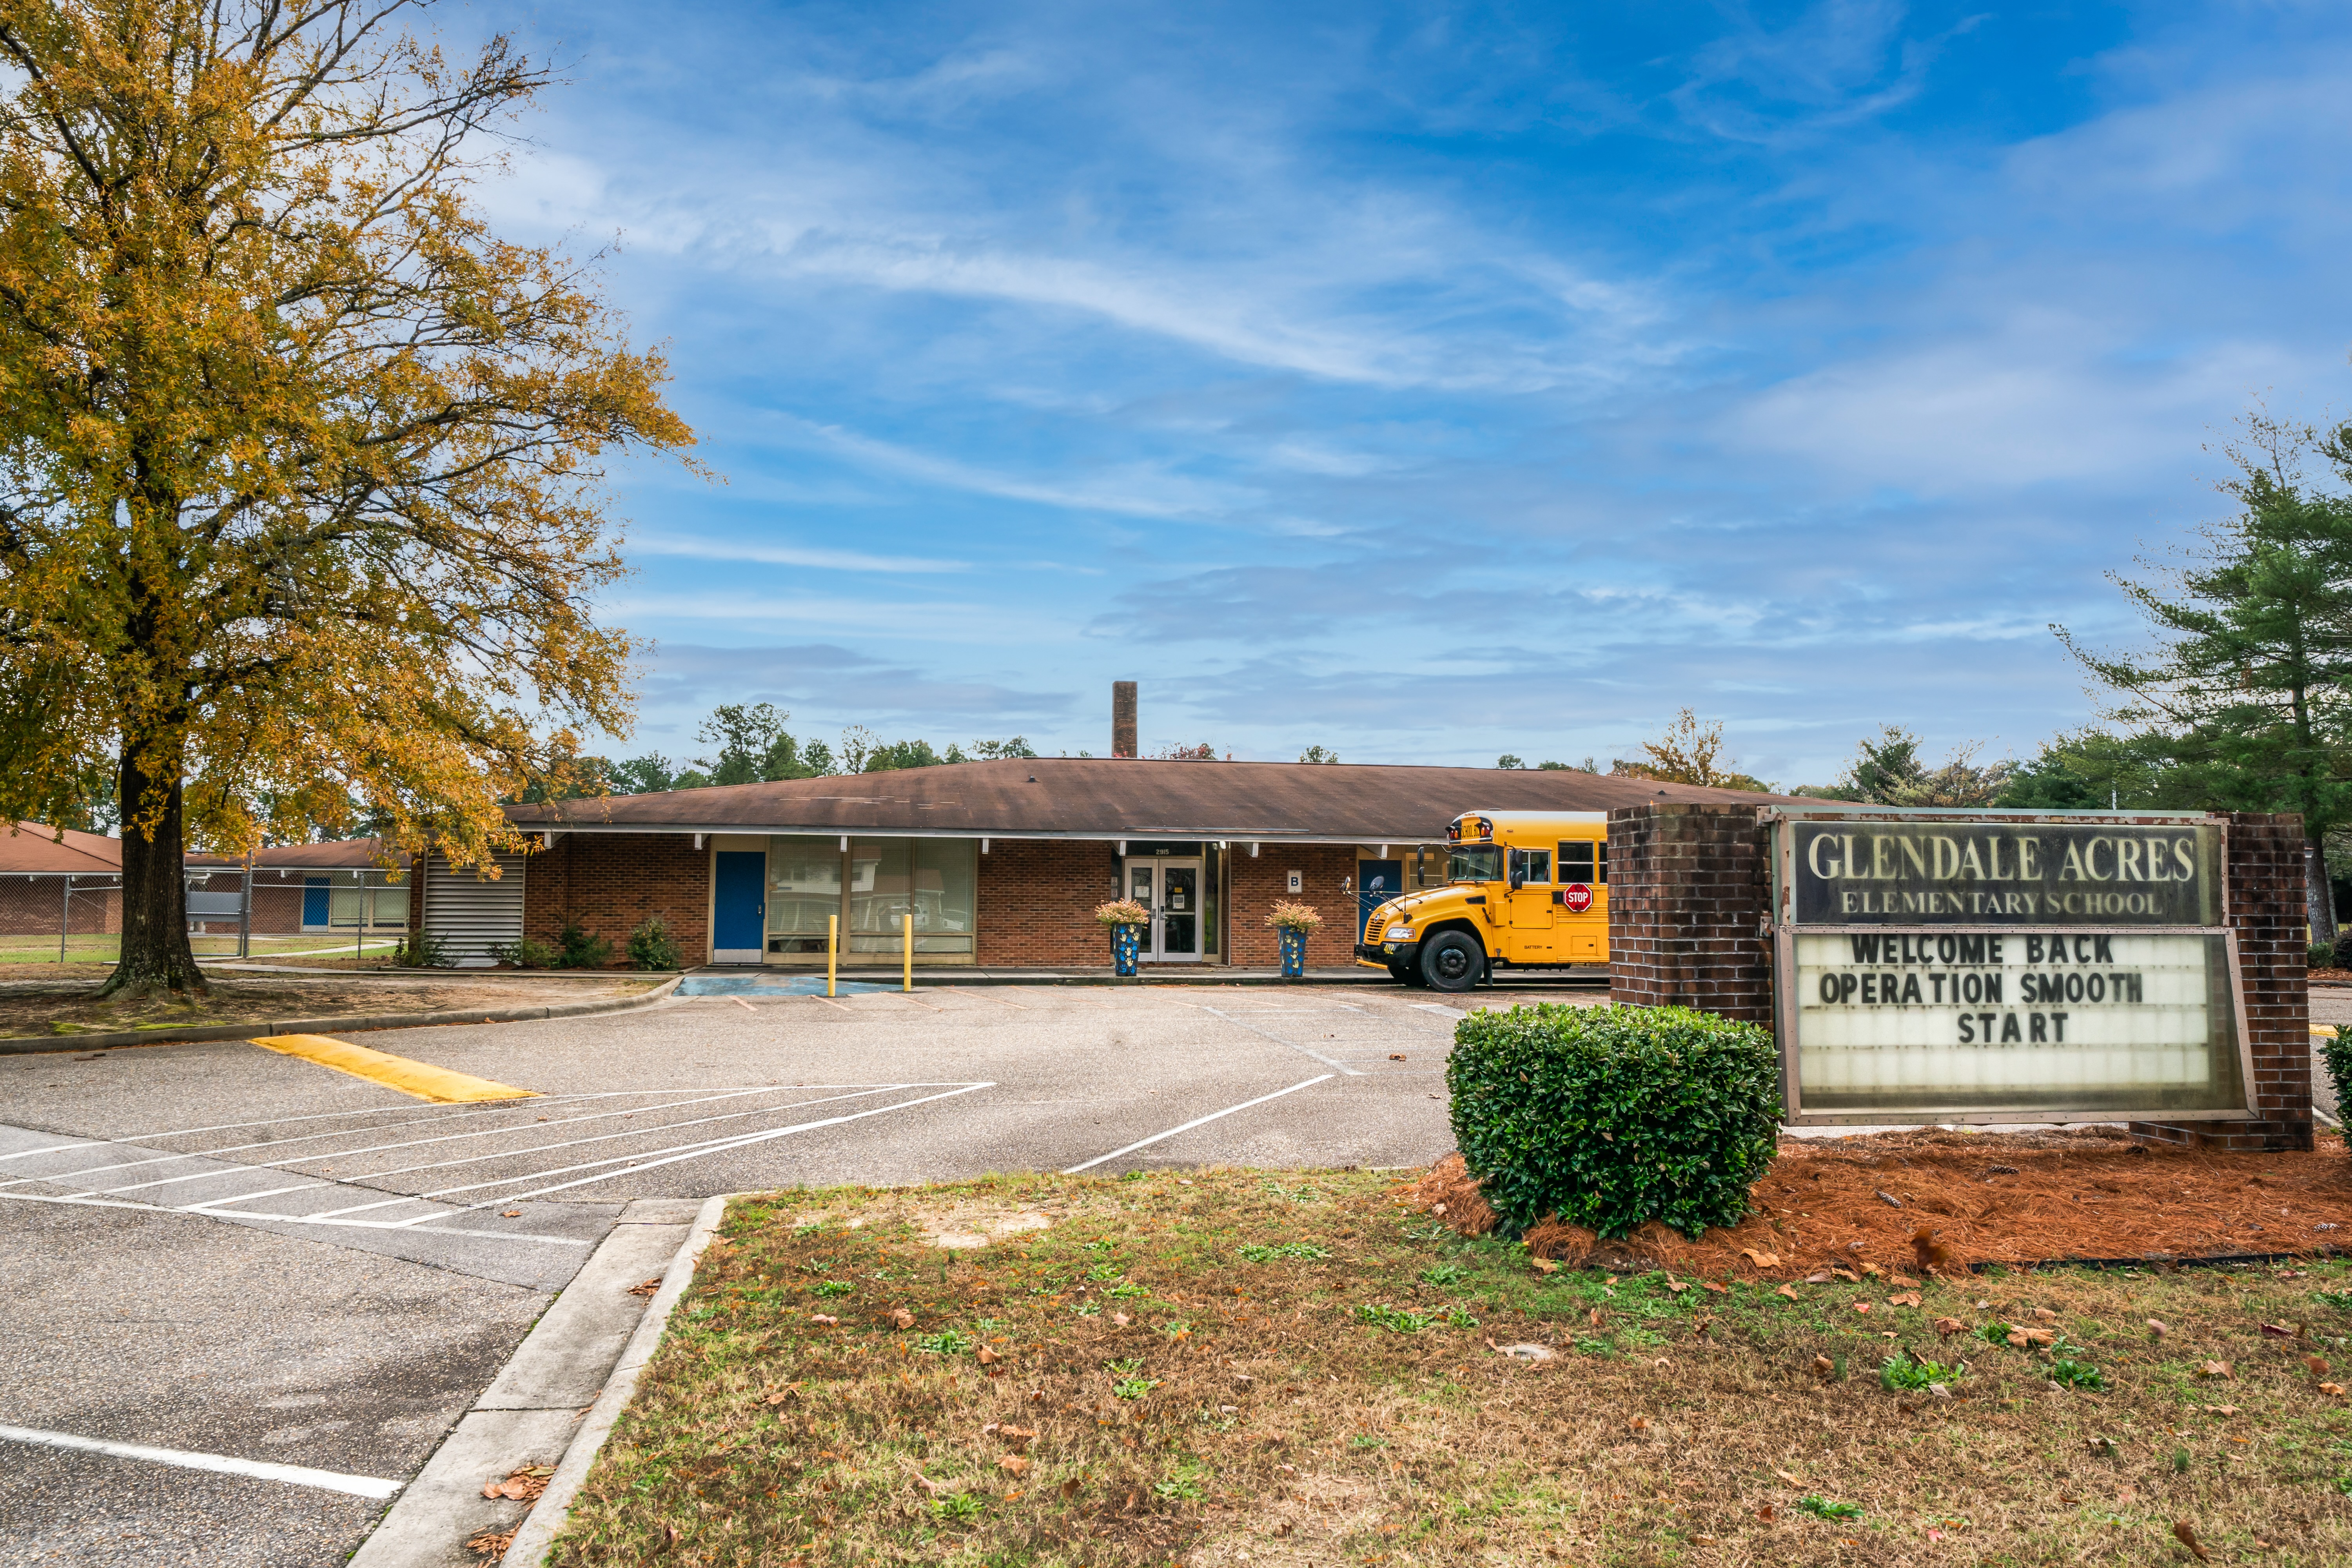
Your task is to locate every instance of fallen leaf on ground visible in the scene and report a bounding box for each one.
[1861,1263,1884,1278]
[998,1424,1036,1447]
[1811,1355,1834,1377]
[1702,1281,1728,1295]
[1111,1312,1131,1327]
[1777,1284,1799,1300]
[2307,1355,2331,1377]
[1757,1504,1776,1522]
[1666,1279,1690,1293]
[1888,1292,1922,1308]
[1773,1468,1803,1488]
[1528,1258,1559,1274]
[1061,1478,1081,1499]
[1830,1268,1858,1283]
[500,1210,522,1218]
[479,1466,554,1503]
[1934,1317,1965,1336]
[2006,1330,2029,1348]
[897,1456,951,1495]
[1628,1416,1650,1433]
[997,1454,1030,1476]
[626,1278,662,1297]
[2261,1322,2295,1338]
[2202,1405,2238,1417]
[2321,1382,2346,1396]
[1388,1053,1406,1060]
[2198,1361,2233,1379]
[2023,1328,2056,1347]
[1805,1271,1832,1285]
[977,1346,1001,1365]
[889,1307,915,1329]
[2148,1318,2169,1338]
[2032,1307,2058,1321]
[2174,1519,2211,1562]
[809,1314,838,1327]
[1853,1301,1873,1315]
[465,1528,516,1560]
[1740,1247,1781,1268]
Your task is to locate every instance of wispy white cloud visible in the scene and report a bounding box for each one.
[770,414,1263,520]
[631,534,968,573]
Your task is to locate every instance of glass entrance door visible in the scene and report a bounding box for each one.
[1123,857,1204,963]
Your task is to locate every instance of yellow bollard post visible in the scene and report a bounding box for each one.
[827,914,838,998]
[902,910,914,992]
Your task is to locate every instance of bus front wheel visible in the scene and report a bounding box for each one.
[1420,932,1483,993]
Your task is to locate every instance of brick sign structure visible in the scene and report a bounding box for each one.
[1606,802,2312,1152]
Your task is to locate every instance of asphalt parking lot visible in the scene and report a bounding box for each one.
[0,979,1583,1567]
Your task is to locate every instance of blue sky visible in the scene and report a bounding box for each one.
[473,0,2352,787]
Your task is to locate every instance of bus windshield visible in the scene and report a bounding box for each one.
[1446,845,1503,883]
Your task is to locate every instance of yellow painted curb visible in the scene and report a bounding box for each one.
[2316,1025,2339,1038]
[249,1034,536,1104]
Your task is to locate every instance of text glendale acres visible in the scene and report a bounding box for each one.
[1787,821,2221,927]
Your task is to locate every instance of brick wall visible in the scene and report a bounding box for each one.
[521,834,710,964]
[1227,846,1361,967]
[977,840,1120,967]
[2131,812,2312,1152]
[1605,803,1773,1024]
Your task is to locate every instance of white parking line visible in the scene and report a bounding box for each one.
[1186,1004,1366,1076]
[1062,1075,1334,1174]
[0,1423,403,1499]
[184,1082,998,1230]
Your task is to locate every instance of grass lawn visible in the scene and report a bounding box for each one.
[547,1168,2352,1567]
[0,933,403,967]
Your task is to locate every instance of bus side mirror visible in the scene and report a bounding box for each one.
[1508,869,1524,890]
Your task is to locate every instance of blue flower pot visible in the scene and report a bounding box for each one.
[1278,927,1306,978]
[1112,922,1142,977]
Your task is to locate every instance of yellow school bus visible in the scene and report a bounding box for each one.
[1352,811,1608,991]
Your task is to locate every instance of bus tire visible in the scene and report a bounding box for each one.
[1420,931,1483,993]
[1388,960,1423,987]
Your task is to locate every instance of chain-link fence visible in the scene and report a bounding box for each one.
[0,868,407,964]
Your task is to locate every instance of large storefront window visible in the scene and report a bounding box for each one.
[800,837,975,960]
[766,836,842,955]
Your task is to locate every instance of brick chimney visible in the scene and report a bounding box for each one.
[1112,681,1137,759]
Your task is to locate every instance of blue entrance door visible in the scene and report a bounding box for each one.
[1358,858,1403,941]
[712,851,766,962]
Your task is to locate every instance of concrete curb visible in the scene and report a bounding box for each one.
[0,974,681,1057]
[505,1194,730,1568]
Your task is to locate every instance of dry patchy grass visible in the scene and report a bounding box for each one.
[549,1168,2352,1567]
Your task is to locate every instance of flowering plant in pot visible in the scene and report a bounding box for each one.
[1094,898,1151,976]
[1265,900,1321,978]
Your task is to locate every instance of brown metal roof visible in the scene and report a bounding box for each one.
[0,822,121,873]
[508,758,1795,843]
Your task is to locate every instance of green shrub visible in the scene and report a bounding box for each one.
[1445,1002,1779,1241]
[491,936,560,969]
[555,918,613,969]
[2312,940,2336,971]
[628,915,682,970]
[2322,1031,2352,1127]
[392,930,452,968]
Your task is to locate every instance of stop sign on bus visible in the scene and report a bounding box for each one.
[1561,883,1593,913]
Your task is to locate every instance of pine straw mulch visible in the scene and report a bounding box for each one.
[1404,1128,2352,1278]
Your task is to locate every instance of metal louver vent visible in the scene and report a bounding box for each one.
[421,854,527,966]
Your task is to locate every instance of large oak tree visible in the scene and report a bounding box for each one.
[0,0,691,997]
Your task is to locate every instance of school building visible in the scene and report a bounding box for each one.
[454,740,1777,971]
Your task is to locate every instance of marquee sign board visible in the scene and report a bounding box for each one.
[1768,813,2253,1125]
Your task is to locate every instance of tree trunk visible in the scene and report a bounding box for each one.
[100,747,207,999]
[2308,838,2338,956]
